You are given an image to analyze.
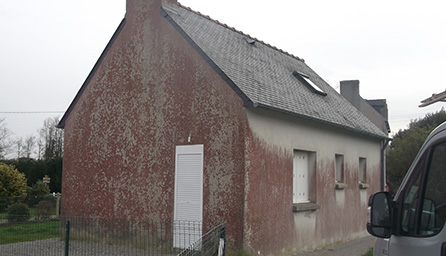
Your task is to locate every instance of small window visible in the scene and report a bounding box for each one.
[293,150,309,203]
[245,38,256,45]
[293,150,317,203]
[292,150,319,212]
[292,71,327,96]
[359,157,368,189]
[335,154,345,184]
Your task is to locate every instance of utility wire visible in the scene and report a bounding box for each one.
[0,111,64,114]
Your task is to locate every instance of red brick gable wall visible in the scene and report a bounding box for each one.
[62,0,246,248]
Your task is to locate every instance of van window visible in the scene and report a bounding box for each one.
[400,151,425,236]
[421,143,446,235]
[399,142,446,236]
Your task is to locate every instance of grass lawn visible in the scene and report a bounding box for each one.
[0,219,60,244]
[362,247,373,256]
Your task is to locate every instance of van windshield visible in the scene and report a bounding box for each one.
[399,142,446,236]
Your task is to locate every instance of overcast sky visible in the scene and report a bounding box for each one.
[1,0,446,143]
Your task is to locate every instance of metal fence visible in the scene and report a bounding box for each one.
[0,215,225,256]
[178,223,226,256]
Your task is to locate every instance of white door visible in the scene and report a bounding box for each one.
[173,145,203,249]
[293,151,309,203]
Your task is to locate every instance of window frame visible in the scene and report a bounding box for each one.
[335,154,345,189]
[292,149,319,212]
[359,157,369,189]
[292,71,327,96]
[293,150,310,204]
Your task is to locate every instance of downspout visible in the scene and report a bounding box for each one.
[381,139,390,191]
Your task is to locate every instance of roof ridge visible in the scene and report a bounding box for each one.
[176,2,305,62]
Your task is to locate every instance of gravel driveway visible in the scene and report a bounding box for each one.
[296,236,375,256]
[0,236,375,256]
[0,238,175,256]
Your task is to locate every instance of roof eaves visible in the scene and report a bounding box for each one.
[57,17,127,129]
[252,102,390,141]
[161,7,253,106]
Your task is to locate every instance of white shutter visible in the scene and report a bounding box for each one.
[174,145,203,249]
[293,151,309,203]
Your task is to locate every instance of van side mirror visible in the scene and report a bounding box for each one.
[367,192,392,238]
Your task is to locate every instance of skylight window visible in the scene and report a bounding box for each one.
[292,71,327,96]
[245,38,256,45]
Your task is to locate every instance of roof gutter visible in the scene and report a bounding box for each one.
[249,101,390,141]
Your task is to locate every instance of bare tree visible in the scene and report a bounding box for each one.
[39,117,64,160]
[15,137,23,159]
[37,137,44,160]
[0,118,12,159]
[13,135,36,159]
[23,135,36,158]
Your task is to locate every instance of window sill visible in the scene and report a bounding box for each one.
[335,182,347,190]
[359,182,369,189]
[293,202,320,212]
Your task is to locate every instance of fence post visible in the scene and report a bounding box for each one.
[65,220,70,256]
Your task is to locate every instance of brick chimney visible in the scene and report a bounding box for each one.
[340,80,361,109]
[126,0,177,24]
[161,0,177,7]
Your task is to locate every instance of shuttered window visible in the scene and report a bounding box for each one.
[293,150,309,203]
[174,144,203,248]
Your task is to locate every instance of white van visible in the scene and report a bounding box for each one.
[367,121,446,256]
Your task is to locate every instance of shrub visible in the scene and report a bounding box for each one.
[7,203,30,223]
[35,200,55,219]
[25,181,51,207]
[0,163,28,211]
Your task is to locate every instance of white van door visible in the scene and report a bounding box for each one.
[388,138,446,255]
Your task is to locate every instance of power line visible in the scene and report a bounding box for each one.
[0,111,64,114]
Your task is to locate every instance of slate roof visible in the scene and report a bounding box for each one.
[163,4,387,139]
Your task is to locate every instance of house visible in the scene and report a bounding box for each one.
[57,0,389,254]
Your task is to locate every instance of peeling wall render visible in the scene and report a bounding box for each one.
[62,0,247,248]
[243,108,382,254]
